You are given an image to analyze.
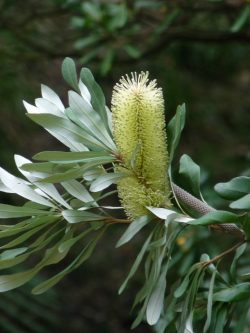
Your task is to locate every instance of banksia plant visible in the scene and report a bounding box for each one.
[0,58,248,333]
[112,72,172,218]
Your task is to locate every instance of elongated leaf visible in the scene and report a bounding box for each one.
[174,263,201,299]
[33,150,114,164]
[90,172,126,192]
[39,159,109,183]
[0,247,28,260]
[0,268,39,292]
[41,84,64,111]
[67,91,115,149]
[0,224,49,249]
[231,4,250,32]
[146,274,166,325]
[61,179,95,204]
[15,155,71,209]
[0,252,30,270]
[61,57,79,91]
[214,306,227,333]
[230,243,247,282]
[0,168,54,208]
[203,269,216,333]
[230,194,250,210]
[38,167,85,184]
[35,98,64,117]
[32,227,105,294]
[0,204,50,219]
[213,283,250,302]
[147,207,178,220]
[62,210,104,223]
[215,176,250,201]
[119,234,152,294]
[80,68,108,126]
[179,154,202,198]
[116,215,151,247]
[167,104,186,163]
[20,162,55,174]
[0,215,58,239]
[27,113,103,151]
[58,228,93,253]
[189,211,238,226]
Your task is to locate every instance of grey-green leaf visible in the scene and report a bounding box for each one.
[90,172,126,192]
[0,204,50,219]
[179,154,202,198]
[213,283,250,302]
[189,211,238,226]
[167,103,186,163]
[146,274,166,325]
[116,215,151,247]
[62,209,104,224]
[61,57,79,91]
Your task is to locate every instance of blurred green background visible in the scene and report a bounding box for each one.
[0,0,250,332]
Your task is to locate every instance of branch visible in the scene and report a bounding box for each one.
[172,183,245,239]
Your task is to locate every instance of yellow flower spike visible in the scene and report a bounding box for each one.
[111,71,172,219]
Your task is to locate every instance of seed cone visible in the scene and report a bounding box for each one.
[111,72,171,219]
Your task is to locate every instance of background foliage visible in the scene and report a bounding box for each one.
[0,0,250,332]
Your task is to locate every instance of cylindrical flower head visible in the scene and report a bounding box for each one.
[111,72,171,219]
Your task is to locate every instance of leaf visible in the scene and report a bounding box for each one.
[230,194,250,210]
[146,273,166,325]
[32,227,106,294]
[230,243,247,282]
[0,168,54,208]
[80,68,108,127]
[35,98,64,117]
[61,180,95,204]
[33,150,114,164]
[189,211,238,226]
[0,252,30,270]
[27,113,103,151]
[147,207,178,220]
[61,57,79,91]
[62,210,104,224]
[90,172,126,192]
[119,234,152,294]
[41,84,64,111]
[116,215,151,247]
[174,263,201,298]
[213,306,227,333]
[179,154,202,198]
[58,228,93,253]
[0,215,58,239]
[203,269,216,333]
[214,176,250,200]
[0,268,38,292]
[0,204,50,219]
[15,155,71,209]
[231,4,250,32]
[167,104,186,163]
[0,224,49,249]
[67,91,115,149]
[213,283,250,302]
[32,273,65,295]
[0,248,28,260]
[39,160,109,183]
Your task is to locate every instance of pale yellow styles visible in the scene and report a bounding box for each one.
[111,72,171,219]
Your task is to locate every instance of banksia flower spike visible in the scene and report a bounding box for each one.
[111,71,171,219]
